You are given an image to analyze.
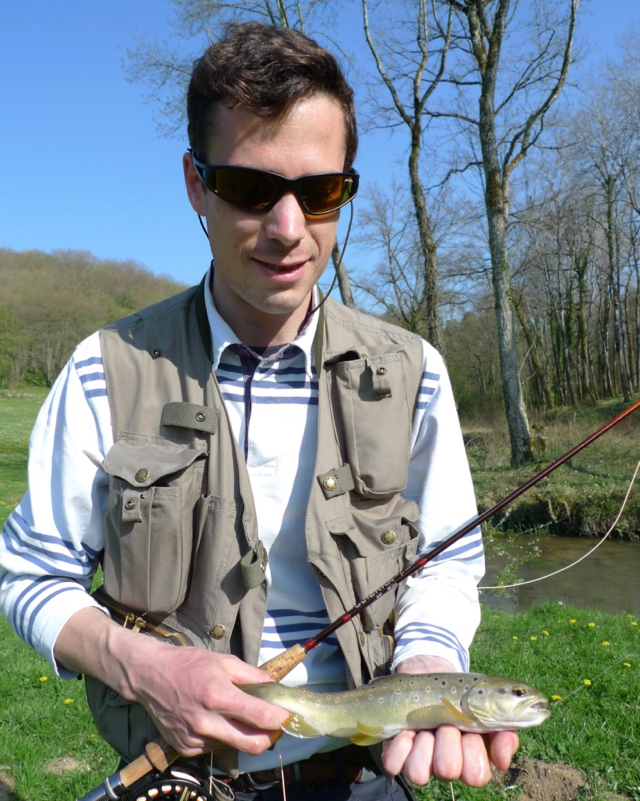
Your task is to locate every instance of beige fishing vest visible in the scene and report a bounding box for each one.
[86,277,425,763]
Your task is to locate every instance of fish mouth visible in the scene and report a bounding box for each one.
[531,701,550,712]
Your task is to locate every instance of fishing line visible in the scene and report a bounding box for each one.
[479,458,640,591]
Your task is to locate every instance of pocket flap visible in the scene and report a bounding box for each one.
[326,505,419,558]
[103,439,206,487]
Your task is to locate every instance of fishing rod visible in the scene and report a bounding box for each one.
[77,396,640,801]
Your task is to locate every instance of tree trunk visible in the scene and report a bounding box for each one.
[513,294,554,409]
[409,134,444,354]
[331,242,355,308]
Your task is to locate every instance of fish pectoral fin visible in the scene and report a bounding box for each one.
[441,698,477,726]
[350,720,385,746]
[357,721,385,737]
[282,713,324,739]
[351,734,384,746]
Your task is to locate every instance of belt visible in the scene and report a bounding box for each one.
[224,745,376,791]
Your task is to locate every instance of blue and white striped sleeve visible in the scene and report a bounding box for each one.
[0,332,113,678]
[392,341,484,672]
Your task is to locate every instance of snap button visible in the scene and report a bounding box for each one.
[381,530,397,545]
[323,476,338,491]
[124,498,137,511]
[210,624,226,640]
[195,411,206,423]
[135,468,150,483]
[151,349,162,359]
[376,366,387,376]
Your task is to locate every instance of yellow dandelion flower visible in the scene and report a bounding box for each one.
[628,614,634,619]
[512,636,519,640]
[583,679,592,686]
[632,622,638,627]
[530,636,537,641]
[542,630,550,636]
[551,695,562,701]
[63,698,74,705]
[588,622,596,628]
[39,676,48,682]
[602,641,610,647]
[570,619,577,624]
[624,663,632,668]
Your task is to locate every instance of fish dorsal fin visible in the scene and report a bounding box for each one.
[282,713,324,739]
[350,720,385,746]
[441,697,477,726]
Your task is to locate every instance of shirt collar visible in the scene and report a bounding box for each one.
[202,263,320,377]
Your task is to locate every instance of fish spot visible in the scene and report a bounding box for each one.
[378,698,384,704]
[451,687,456,693]
[441,681,447,687]
[315,701,321,706]
[368,695,374,700]
[425,687,431,693]
[414,695,419,701]
[354,700,360,705]
[335,699,341,704]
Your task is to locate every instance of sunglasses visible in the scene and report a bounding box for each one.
[190,153,359,216]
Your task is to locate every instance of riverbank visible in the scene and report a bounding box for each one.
[465,396,640,540]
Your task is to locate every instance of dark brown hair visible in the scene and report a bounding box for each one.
[187,22,357,170]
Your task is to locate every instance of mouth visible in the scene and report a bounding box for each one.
[256,259,307,272]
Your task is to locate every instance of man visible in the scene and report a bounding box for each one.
[0,21,518,798]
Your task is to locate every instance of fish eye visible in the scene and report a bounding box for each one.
[512,687,527,697]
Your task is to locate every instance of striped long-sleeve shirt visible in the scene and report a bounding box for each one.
[0,272,484,769]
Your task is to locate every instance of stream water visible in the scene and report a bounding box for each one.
[481,535,640,616]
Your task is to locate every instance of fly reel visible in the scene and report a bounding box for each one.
[124,764,215,801]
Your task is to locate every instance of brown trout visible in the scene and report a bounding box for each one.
[241,673,550,745]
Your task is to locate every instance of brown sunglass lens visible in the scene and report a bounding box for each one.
[213,170,277,210]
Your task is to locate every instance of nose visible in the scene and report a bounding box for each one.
[263,191,307,246]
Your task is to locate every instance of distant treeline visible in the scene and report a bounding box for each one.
[0,249,186,388]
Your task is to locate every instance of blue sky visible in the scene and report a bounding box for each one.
[1,1,638,289]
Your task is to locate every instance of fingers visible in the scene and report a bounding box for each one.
[382,727,516,787]
[133,647,290,757]
[489,730,519,770]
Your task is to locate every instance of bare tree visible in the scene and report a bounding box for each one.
[433,0,580,465]
[360,0,453,353]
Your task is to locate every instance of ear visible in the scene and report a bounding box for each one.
[183,152,207,216]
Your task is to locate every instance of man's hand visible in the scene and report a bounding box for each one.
[381,655,519,787]
[54,607,289,757]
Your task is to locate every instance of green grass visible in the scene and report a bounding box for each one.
[417,603,640,800]
[0,387,48,529]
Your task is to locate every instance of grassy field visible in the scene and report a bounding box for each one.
[1,390,640,798]
[0,388,48,531]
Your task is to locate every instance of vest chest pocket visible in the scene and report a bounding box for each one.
[102,434,207,614]
[326,497,419,632]
[330,346,412,498]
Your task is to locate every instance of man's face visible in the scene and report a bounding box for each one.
[184,94,348,345]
